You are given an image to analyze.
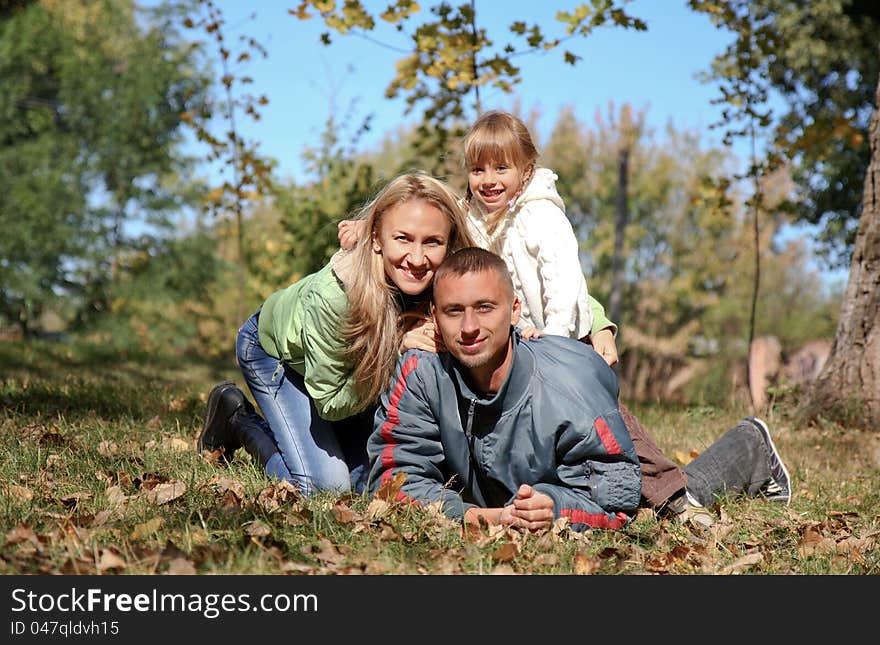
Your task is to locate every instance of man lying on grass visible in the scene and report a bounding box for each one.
[366,247,791,532]
[366,247,641,531]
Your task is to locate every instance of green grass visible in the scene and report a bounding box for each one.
[1,338,877,575]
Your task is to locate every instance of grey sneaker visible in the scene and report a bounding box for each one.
[663,490,715,527]
[676,491,715,528]
[745,417,791,505]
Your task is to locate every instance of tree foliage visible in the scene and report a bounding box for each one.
[289,0,646,173]
[0,0,210,334]
[690,0,880,268]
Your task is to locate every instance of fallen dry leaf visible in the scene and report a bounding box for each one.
[91,510,113,527]
[574,550,601,575]
[312,538,345,565]
[145,480,186,505]
[491,542,519,563]
[375,471,406,501]
[243,520,271,537]
[167,397,187,412]
[5,525,40,548]
[379,524,398,541]
[104,485,127,508]
[3,484,33,503]
[163,437,190,452]
[166,557,197,575]
[332,502,356,523]
[256,479,301,511]
[209,474,245,493]
[719,551,763,574]
[97,440,118,456]
[282,561,316,574]
[96,549,127,572]
[532,553,559,568]
[367,498,390,520]
[799,536,837,557]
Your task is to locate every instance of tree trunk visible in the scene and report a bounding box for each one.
[804,73,880,429]
[609,146,629,327]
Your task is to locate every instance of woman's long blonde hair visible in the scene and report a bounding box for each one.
[341,172,475,410]
[462,110,537,235]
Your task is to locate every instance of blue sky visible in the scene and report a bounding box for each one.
[202,0,749,183]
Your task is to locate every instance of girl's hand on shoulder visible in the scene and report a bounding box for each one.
[519,326,543,341]
[337,219,366,251]
[400,318,445,353]
[590,328,619,367]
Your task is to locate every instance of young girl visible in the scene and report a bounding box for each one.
[199,172,475,495]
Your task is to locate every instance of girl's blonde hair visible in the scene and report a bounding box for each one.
[342,172,475,410]
[462,110,538,233]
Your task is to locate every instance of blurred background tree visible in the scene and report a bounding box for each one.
[0,0,211,337]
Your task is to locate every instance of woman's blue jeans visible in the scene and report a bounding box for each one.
[235,310,371,495]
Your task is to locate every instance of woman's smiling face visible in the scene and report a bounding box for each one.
[372,198,452,295]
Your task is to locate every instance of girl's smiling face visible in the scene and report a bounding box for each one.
[467,158,526,216]
[372,198,452,295]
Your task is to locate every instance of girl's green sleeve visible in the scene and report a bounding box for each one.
[589,295,618,337]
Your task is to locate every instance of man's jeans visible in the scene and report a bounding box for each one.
[621,403,772,508]
[235,310,371,495]
[683,419,772,507]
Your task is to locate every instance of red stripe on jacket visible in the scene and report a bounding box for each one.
[561,509,629,529]
[380,354,420,484]
[594,416,622,455]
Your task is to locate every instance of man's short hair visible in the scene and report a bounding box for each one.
[433,247,514,297]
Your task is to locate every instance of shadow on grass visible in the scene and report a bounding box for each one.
[0,339,236,423]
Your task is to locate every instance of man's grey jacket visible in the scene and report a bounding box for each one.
[366,330,642,531]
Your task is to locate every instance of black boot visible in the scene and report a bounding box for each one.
[234,415,282,472]
[198,381,254,457]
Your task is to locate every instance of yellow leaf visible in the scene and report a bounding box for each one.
[673,450,699,466]
[162,437,190,453]
[131,517,164,540]
[4,484,33,503]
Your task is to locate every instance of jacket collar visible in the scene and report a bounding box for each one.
[449,328,534,411]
